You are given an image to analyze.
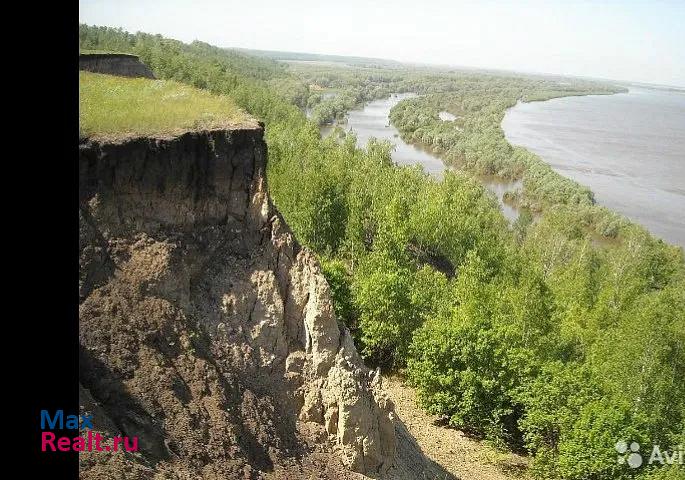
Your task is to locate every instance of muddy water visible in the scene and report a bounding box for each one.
[345,93,445,176]
[502,88,685,247]
[323,93,522,221]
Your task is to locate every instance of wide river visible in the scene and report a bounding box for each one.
[502,88,685,248]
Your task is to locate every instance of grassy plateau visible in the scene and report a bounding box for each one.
[79,71,253,139]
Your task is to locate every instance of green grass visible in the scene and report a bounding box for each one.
[79,72,253,139]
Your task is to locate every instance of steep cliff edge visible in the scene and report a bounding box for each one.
[78,125,453,479]
[79,53,156,79]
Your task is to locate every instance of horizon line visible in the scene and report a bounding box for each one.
[231,46,685,90]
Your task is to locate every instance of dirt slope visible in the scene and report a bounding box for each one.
[385,376,529,480]
[78,125,454,479]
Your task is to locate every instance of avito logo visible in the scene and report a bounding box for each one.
[616,440,684,469]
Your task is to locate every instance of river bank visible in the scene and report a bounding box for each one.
[502,87,685,248]
[317,86,684,248]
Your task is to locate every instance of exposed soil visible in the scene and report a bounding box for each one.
[384,376,530,480]
[78,126,455,479]
[79,53,156,79]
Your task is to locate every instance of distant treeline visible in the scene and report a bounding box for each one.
[80,24,685,480]
[233,48,403,68]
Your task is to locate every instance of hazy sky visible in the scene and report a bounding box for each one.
[80,0,684,87]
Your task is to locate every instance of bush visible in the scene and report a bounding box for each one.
[321,258,356,329]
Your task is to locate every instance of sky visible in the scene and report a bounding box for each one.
[79,0,685,87]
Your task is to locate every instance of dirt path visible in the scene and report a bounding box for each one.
[384,375,529,480]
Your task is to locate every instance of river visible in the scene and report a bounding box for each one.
[502,88,685,248]
[321,93,522,221]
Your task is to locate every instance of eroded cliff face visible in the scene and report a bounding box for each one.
[78,126,453,479]
[79,53,156,79]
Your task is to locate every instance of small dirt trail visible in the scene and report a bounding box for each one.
[384,375,530,480]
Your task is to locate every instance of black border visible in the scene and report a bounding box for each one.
[20,7,79,477]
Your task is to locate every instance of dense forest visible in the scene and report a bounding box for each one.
[80,25,685,480]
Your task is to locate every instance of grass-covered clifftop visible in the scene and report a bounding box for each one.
[79,72,253,139]
[80,24,685,480]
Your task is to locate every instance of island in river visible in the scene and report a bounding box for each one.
[322,86,684,247]
[321,93,523,222]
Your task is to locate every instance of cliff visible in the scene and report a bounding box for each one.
[78,125,453,479]
[79,53,156,79]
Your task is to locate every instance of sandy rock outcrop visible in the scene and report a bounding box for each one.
[78,125,454,479]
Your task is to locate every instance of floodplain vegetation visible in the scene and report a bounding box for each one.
[80,24,685,480]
